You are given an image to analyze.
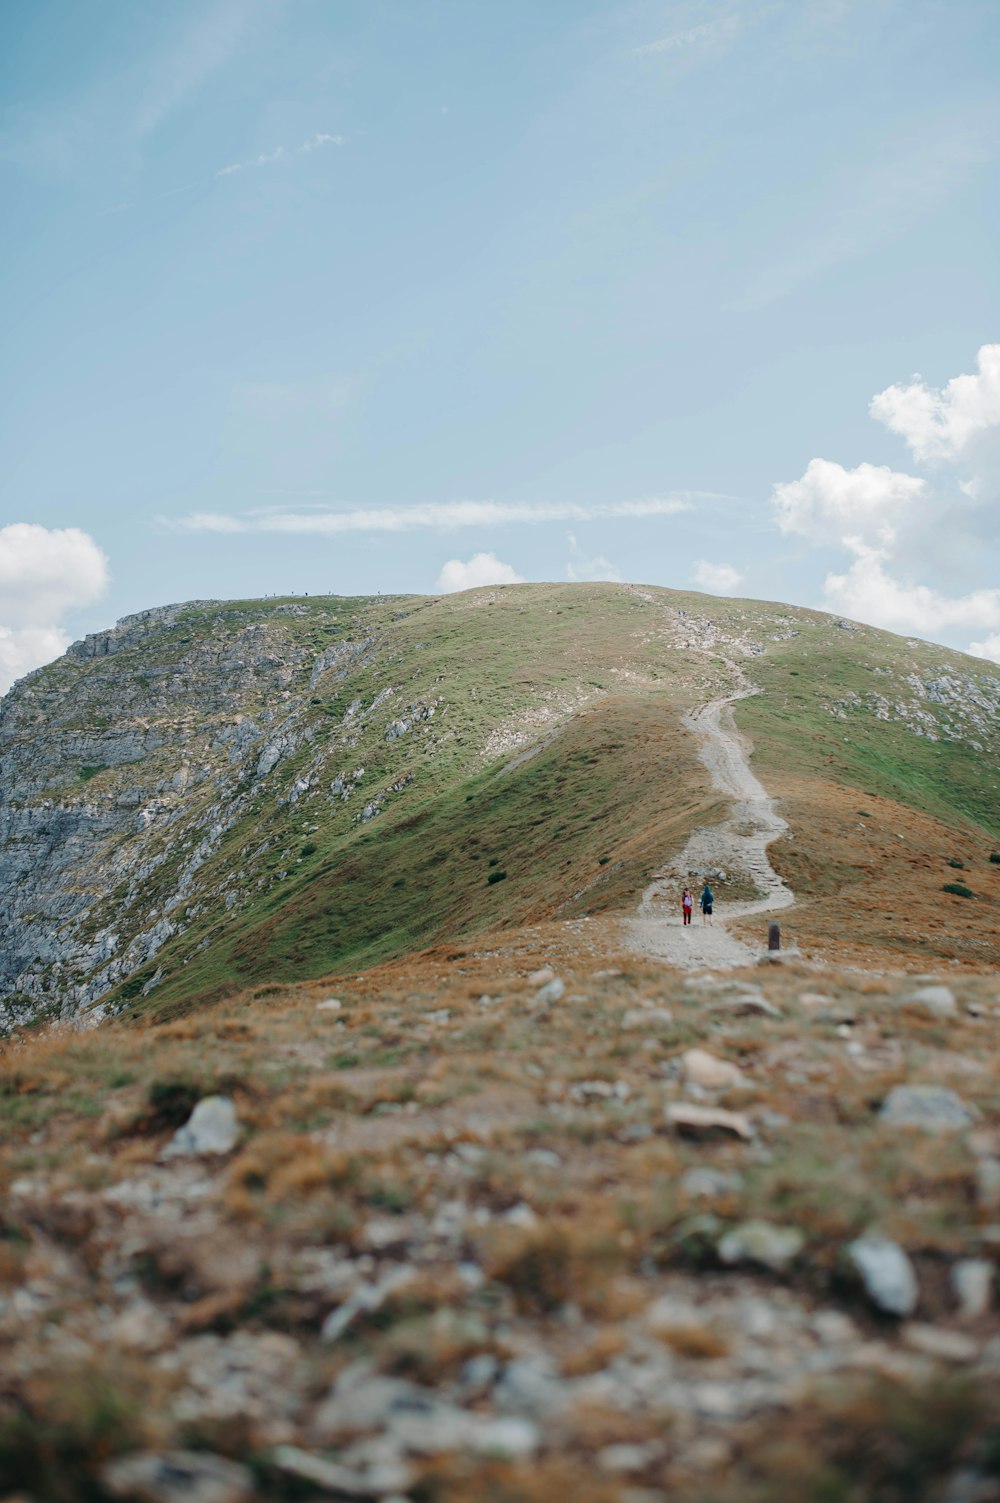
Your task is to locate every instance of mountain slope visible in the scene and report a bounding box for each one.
[3,582,1000,1028]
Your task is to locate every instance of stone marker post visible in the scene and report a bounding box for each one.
[768,921,781,952]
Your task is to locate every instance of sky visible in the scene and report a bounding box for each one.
[2,0,1000,691]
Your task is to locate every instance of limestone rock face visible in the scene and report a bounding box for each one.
[0,598,393,1027]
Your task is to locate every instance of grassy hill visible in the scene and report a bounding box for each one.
[4,582,1000,1028]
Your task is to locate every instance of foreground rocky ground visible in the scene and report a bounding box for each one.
[2,917,1000,1502]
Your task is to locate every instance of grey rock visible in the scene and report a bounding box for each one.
[162,1096,239,1158]
[682,1167,745,1200]
[879,1085,977,1132]
[906,984,958,1020]
[717,1219,804,1272]
[535,977,565,1004]
[101,1450,254,1503]
[847,1234,919,1316]
[952,1259,993,1319]
[270,1443,410,1497]
[975,1158,1000,1210]
[313,1369,539,1459]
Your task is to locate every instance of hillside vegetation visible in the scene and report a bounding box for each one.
[3,583,1000,1031]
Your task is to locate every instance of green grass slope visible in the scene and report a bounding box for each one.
[5,582,1000,1023]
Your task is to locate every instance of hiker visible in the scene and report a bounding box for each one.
[682,888,693,926]
[700,882,714,924]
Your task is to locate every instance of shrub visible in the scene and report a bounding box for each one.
[300,842,318,857]
[990,852,1000,864]
[943,882,973,898]
[947,859,965,869]
[487,869,507,885]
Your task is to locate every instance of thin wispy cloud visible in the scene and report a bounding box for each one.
[137,0,259,139]
[216,132,345,178]
[168,496,699,537]
[633,14,741,57]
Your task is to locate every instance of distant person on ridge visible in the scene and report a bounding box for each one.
[682,888,693,926]
[700,882,714,924]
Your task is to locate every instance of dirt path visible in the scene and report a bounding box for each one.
[629,665,794,969]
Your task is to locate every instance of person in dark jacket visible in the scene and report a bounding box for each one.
[700,883,714,924]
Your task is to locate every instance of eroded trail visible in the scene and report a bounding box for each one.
[629,667,794,969]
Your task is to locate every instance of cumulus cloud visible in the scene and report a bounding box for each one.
[870,344,1000,464]
[823,541,1000,636]
[566,533,621,582]
[0,524,110,694]
[772,458,926,548]
[692,560,743,595]
[969,633,1000,666]
[770,345,1000,653]
[435,552,525,593]
[173,495,693,535]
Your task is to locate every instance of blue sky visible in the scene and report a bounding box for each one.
[2,0,1000,688]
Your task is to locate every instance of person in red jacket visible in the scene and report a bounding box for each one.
[681,888,693,926]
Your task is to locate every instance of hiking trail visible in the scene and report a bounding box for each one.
[629,665,795,969]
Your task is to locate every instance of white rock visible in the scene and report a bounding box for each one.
[666,1103,753,1141]
[535,977,565,1004]
[879,1085,976,1133]
[101,1450,253,1503]
[680,1049,744,1090]
[316,998,343,1012]
[902,1323,978,1363]
[952,1259,993,1319]
[528,967,555,986]
[717,1219,804,1273]
[906,984,958,1020]
[270,1444,411,1497]
[162,1097,240,1159]
[847,1234,918,1317]
[622,1006,673,1029]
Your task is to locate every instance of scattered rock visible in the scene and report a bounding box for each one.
[528,967,555,986]
[879,1085,977,1133]
[321,1266,415,1342]
[975,1158,1000,1211]
[535,977,565,1005]
[952,1259,994,1319]
[270,1443,410,1497]
[314,1370,539,1458]
[847,1234,919,1317]
[681,1167,744,1200]
[622,1006,673,1029]
[902,1323,978,1363]
[665,1103,753,1141]
[717,1219,804,1273]
[906,984,959,1020]
[162,1097,240,1159]
[316,997,343,1012]
[681,1049,744,1090]
[101,1451,254,1503]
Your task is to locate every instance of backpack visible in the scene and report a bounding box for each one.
[702,887,714,905]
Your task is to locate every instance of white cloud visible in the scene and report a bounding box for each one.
[823,541,1000,637]
[634,15,740,56]
[969,633,1000,665]
[870,343,1000,464]
[217,133,344,177]
[771,458,926,548]
[566,554,621,582]
[435,553,525,593]
[0,524,109,694]
[172,495,694,535]
[692,560,743,595]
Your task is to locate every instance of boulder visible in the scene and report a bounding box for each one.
[666,1103,753,1141]
[717,1219,804,1273]
[879,1085,976,1133]
[535,977,565,1004]
[847,1234,918,1316]
[101,1451,253,1503]
[905,984,958,1020]
[681,1048,744,1090]
[162,1096,240,1158]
